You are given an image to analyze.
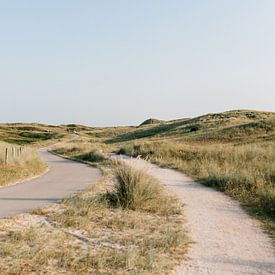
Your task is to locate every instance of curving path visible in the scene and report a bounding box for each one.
[115,155,275,275]
[0,149,101,218]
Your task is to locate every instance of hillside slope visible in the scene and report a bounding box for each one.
[106,110,275,144]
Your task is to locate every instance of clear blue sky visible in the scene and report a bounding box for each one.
[1,1,274,126]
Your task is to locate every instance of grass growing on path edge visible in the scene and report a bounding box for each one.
[118,141,275,238]
[0,143,48,187]
[0,144,189,274]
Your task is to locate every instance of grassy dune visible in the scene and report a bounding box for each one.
[0,109,273,273]
[0,123,65,145]
[110,110,275,236]
[107,110,275,144]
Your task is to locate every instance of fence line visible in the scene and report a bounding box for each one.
[1,146,24,165]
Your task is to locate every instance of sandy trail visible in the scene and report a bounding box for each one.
[115,155,275,275]
[0,149,101,218]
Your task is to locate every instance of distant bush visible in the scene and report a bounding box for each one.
[52,146,81,156]
[77,149,106,163]
[19,132,58,140]
[189,125,200,132]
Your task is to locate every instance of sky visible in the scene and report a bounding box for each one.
[0,0,274,126]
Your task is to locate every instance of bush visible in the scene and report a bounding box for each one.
[107,164,162,211]
[77,149,106,163]
[114,164,162,210]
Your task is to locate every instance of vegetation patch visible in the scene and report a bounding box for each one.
[0,142,47,186]
[19,131,59,140]
[0,143,189,274]
[102,162,181,217]
[0,123,66,145]
[76,150,106,163]
[118,141,275,237]
[139,118,164,127]
[0,109,274,272]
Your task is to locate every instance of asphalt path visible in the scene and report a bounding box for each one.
[0,149,101,218]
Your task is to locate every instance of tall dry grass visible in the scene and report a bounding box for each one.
[0,147,188,274]
[0,141,47,186]
[0,142,33,165]
[112,163,162,210]
[103,162,181,215]
[119,141,275,235]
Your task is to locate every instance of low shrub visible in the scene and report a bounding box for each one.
[112,164,161,210]
[77,149,106,163]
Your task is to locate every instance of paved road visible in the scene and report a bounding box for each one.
[0,150,101,218]
[114,155,275,275]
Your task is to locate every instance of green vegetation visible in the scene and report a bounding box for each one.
[52,146,106,163]
[18,131,59,140]
[0,109,274,273]
[107,110,275,144]
[60,109,274,238]
[0,123,65,145]
[113,110,275,237]
[75,150,106,163]
[139,118,164,126]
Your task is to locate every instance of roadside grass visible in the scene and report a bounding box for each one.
[0,142,47,187]
[110,163,163,210]
[0,142,35,165]
[118,141,275,237]
[51,143,108,168]
[0,109,273,272]
[75,149,106,163]
[0,123,69,187]
[105,163,180,216]
[51,110,275,237]
[0,159,47,187]
[0,146,189,274]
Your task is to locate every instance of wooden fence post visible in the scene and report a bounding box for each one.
[5,148,8,165]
